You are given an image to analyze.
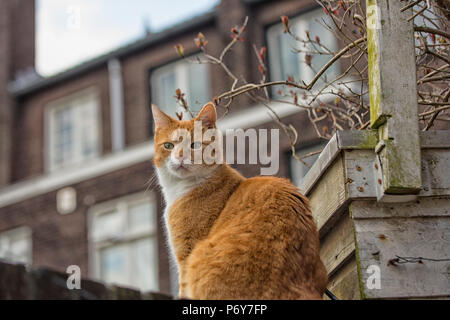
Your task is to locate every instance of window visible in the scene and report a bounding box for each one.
[290,141,327,187]
[46,89,101,172]
[0,227,32,265]
[89,193,159,292]
[267,8,339,97]
[413,3,441,49]
[150,56,210,118]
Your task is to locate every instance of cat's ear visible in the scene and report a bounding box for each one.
[196,102,216,128]
[152,104,173,130]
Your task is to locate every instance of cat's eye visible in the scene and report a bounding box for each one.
[191,142,202,149]
[163,142,174,150]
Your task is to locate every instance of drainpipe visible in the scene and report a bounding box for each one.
[108,58,125,152]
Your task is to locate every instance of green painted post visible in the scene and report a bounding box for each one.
[366,0,422,197]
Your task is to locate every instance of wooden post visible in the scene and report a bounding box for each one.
[366,0,422,200]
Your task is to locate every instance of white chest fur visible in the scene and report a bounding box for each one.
[155,167,208,274]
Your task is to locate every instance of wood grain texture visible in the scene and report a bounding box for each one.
[344,150,377,199]
[351,198,450,219]
[309,155,347,237]
[420,131,450,149]
[367,0,422,194]
[326,259,361,300]
[420,149,450,197]
[320,213,355,275]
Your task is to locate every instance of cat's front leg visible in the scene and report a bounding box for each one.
[178,265,189,299]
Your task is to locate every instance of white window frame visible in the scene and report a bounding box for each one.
[150,55,210,117]
[88,192,159,292]
[0,226,32,265]
[45,87,102,173]
[267,8,339,89]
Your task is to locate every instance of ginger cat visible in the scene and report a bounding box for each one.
[152,102,327,300]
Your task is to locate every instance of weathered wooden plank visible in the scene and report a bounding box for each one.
[301,133,340,195]
[336,130,378,150]
[367,0,422,194]
[343,148,450,200]
[351,203,450,299]
[309,155,347,237]
[420,149,450,197]
[302,131,378,196]
[344,150,377,199]
[309,147,450,236]
[302,131,449,205]
[326,259,361,300]
[351,198,450,219]
[420,131,450,149]
[320,213,355,276]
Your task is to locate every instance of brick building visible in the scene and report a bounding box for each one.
[0,0,337,296]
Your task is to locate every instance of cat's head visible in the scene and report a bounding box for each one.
[152,102,222,179]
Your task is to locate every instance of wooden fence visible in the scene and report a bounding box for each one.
[305,0,450,299]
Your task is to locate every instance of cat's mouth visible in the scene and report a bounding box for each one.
[175,163,188,170]
[169,162,192,174]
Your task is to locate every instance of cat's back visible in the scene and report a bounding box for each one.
[211,175,313,231]
[232,175,310,210]
[185,175,327,299]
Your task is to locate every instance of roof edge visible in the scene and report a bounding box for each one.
[10,10,216,98]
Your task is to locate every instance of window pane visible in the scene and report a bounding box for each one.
[278,33,301,82]
[0,227,31,264]
[152,70,178,117]
[93,210,123,241]
[268,26,301,98]
[54,107,73,166]
[308,15,338,85]
[80,99,99,158]
[187,62,210,111]
[100,244,128,285]
[129,201,156,235]
[130,237,158,291]
[90,194,159,292]
[50,93,100,171]
[268,9,339,97]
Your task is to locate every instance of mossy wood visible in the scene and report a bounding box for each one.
[366,0,422,196]
[304,131,450,299]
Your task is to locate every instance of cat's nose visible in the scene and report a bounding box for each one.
[173,150,191,164]
[174,150,185,162]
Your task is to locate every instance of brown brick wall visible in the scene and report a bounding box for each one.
[0,0,35,187]
[12,68,112,182]
[0,160,174,295]
[0,0,12,188]
[9,0,36,74]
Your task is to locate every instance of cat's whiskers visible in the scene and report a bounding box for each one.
[145,172,159,193]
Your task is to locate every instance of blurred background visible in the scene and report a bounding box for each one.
[0,0,335,296]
